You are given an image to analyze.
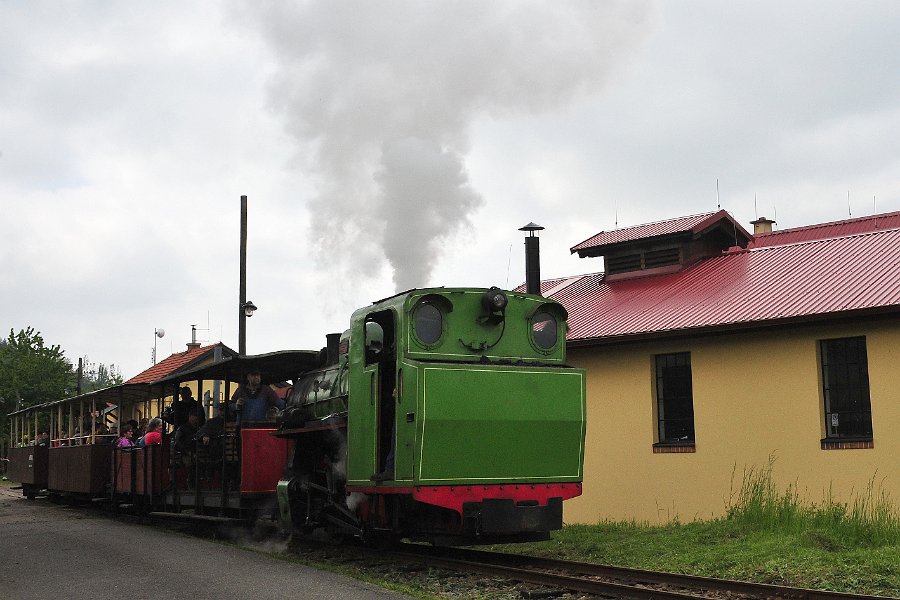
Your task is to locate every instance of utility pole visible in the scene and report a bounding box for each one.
[239,195,248,355]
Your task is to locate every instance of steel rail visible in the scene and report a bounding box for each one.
[389,551,713,599]
[395,545,896,600]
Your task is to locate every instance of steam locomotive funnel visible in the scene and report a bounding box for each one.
[326,332,341,365]
[519,222,544,296]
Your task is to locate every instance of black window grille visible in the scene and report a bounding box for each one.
[655,352,695,443]
[606,247,681,275]
[606,253,642,274]
[821,336,873,439]
[644,247,681,269]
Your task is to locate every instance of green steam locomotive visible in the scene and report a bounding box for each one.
[276,286,586,544]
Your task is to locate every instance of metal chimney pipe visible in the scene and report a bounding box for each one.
[519,222,545,295]
[187,325,201,349]
[326,333,341,365]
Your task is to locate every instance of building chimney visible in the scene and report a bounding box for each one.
[519,222,544,295]
[750,217,776,235]
[186,325,201,349]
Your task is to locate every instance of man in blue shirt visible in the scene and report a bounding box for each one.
[232,369,283,425]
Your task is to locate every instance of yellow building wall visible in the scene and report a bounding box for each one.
[564,318,900,524]
[161,380,240,418]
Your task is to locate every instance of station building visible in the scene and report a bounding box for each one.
[126,341,238,420]
[542,209,900,523]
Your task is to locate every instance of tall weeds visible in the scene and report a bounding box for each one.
[725,456,900,547]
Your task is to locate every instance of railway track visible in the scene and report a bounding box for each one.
[8,490,892,600]
[388,544,896,600]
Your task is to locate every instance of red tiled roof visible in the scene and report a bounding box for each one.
[570,210,751,254]
[749,210,900,248]
[126,343,232,383]
[551,225,900,344]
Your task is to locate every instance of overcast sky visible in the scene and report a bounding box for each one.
[2,1,899,381]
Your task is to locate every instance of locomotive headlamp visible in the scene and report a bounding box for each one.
[480,287,508,324]
[481,287,508,312]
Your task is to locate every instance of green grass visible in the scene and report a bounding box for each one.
[491,459,900,596]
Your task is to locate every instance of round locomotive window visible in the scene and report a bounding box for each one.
[414,302,443,345]
[531,311,558,350]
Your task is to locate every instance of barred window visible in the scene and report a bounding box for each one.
[821,336,873,439]
[655,352,695,444]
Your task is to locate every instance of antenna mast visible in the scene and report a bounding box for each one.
[505,244,512,289]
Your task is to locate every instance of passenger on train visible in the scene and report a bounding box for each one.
[82,410,102,433]
[195,402,236,483]
[37,431,50,447]
[174,410,201,454]
[135,417,149,439]
[232,369,283,425]
[138,418,163,447]
[169,387,206,429]
[116,424,135,448]
[197,402,227,445]
[175,409,203,487]
[96,422,113,444]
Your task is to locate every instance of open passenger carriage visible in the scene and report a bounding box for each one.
[133,350,319,521]
[8,386,147,499]
[6,350,321,524]
[6,403,51,499]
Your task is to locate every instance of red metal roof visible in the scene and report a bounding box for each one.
[570,210,751,254]
[513,275,587,295]
[551,225,900,344]
[749,210,900,248]
[126,343,233,383]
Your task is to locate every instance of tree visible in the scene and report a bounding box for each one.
[78,358,124,392]
[0,327,75,440]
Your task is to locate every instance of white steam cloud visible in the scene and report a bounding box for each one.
[248,0,657,291]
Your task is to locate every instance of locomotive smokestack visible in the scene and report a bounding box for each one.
[519,222,545,296]
[326,333,341,365]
